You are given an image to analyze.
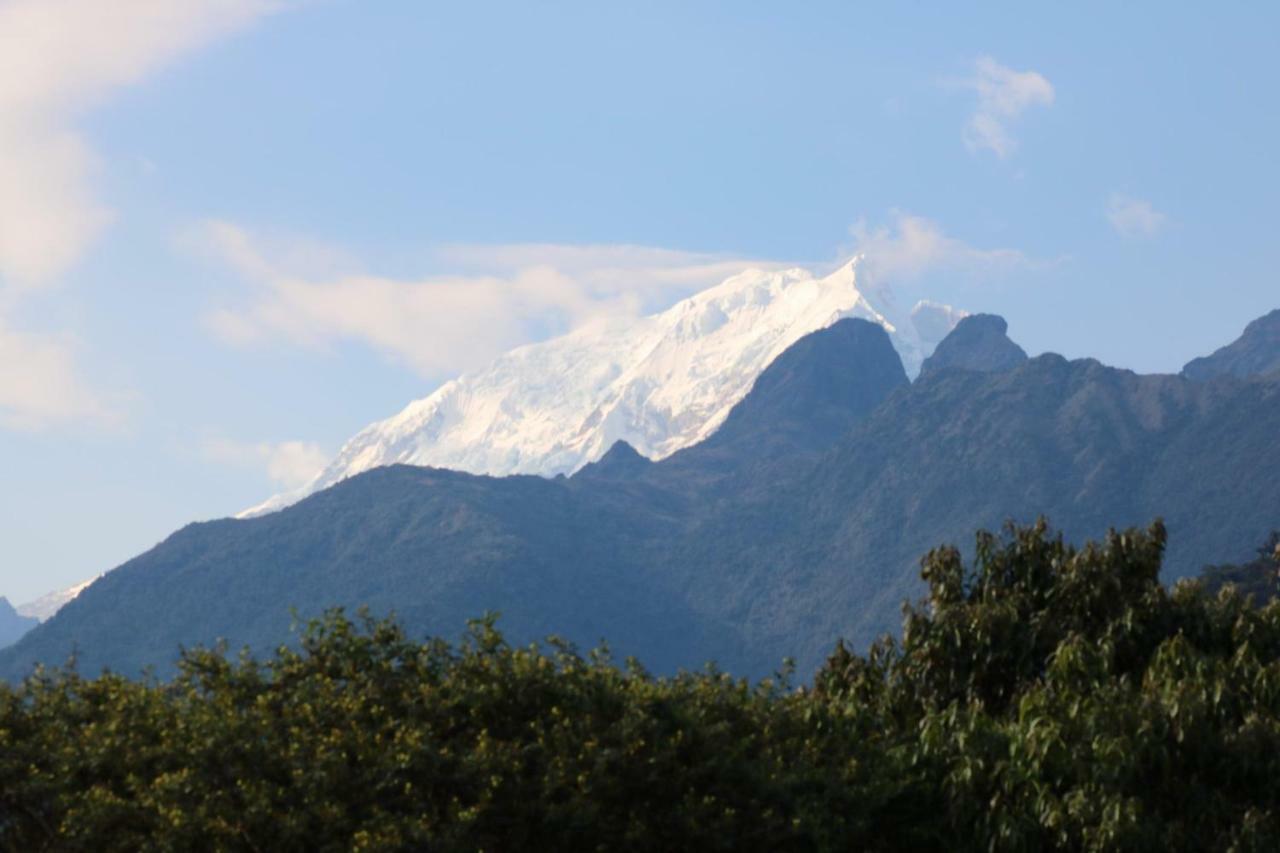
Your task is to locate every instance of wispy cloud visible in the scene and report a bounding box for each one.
[1106,193,1167,238]
[190,221,789,378]
[0,0,283,429]
[202,437,328,489]
[0,0,282,291]
[849,212,1028,285]
[958,56,1054,158]
[0,319,118,430]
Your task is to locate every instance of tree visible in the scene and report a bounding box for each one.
[3,520,1279,850]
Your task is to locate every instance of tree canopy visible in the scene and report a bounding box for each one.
[2,520,1279,851]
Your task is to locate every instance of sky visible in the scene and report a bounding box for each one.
[1,0,1278,603]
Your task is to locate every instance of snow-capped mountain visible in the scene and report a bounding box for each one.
[17,577,98,623]
[245,257,962,516]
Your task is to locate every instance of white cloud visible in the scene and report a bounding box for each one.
[264,441,328,488]
[203,437,327,489]
[191,221,788,378]
[0,126,109,288]
[849,212,1028,286]
[0,319,116,430]
[0,0,282,291]
[0,0,282,430]
[959,56,1054,158]
[1106,193,1167,238]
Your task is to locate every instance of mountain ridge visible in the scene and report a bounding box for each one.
[919,313,1028,376]
[1182,308,1280,381]
[4,310,1279,680]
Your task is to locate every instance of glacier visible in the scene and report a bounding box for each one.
[244,257,962,516]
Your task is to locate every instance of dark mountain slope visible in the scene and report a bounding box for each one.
[918,313,1027,376]
[572,440,651,482]
[5,313,1280,680]
[3,320,906,680]
[9,466,727,678]
[1182,308,1280,380]
[694,317,909,459]
[647,318,909,490]
[666,354,1280,669]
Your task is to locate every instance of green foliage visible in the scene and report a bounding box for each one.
[1200,531,1280,604]
[0,614,895,851]
[3,521,1280,850]
[819,520,1280,850]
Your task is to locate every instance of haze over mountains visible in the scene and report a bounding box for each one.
[4,304,1277,680]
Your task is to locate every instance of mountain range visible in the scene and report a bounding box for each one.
[4,305,1277,681]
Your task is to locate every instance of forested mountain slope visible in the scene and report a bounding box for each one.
[4,313,1278,680]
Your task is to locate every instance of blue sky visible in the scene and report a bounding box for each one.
[2,0,1278,602]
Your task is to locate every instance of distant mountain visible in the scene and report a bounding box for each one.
[0,598,37,650]
[16,577,98,623]
[1182,308,1280,380]
[5,312,1279,681]
[245,259,964,515]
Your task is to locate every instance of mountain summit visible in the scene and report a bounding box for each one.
[919,314,1028,377]
[688,317,908,464]
[245,259,962,515]
[1182,308,1280,381]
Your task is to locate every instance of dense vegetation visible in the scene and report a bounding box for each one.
[3,520,1279,851]
[1201,532,1280,603]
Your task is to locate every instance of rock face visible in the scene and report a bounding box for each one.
[572,440,652,482]
[1182,309,1280,381]
[918,314,1028,377]
[690,318,909,464]
[5,313,1280,682]
[244,259,962,516]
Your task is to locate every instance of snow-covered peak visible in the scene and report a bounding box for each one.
[17,577,98,623]
[244,258,960,516]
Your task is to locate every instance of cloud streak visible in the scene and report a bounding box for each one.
[849,212,1028,286]
[195,214,1031,380]
[202,436,328,489]
[192,221,790,378]
[959,56,1054,158]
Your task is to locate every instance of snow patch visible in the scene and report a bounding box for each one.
[17,577,99,623]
